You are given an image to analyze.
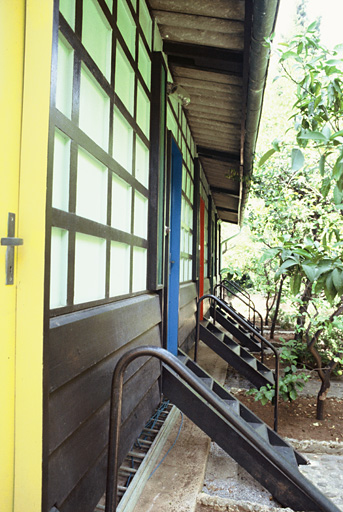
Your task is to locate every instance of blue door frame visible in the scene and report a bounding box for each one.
[167,139,182,355]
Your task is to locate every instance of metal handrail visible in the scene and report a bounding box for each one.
[105,346,333,512]
[222,279,256,323]
[195,294,279,432]
[215,283,264,338]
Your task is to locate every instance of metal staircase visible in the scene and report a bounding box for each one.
[106,346,340,512]
[210,304,262,352]
[199,319,275,389]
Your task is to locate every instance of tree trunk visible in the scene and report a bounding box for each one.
[270,276,284,340]
[294,279,312,342]
[316,373,331,420]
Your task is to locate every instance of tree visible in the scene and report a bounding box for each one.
[256,23,343,419]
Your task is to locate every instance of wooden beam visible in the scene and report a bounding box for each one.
[163,41,243,76]
[197,146,240,164]
[211,187,240,198]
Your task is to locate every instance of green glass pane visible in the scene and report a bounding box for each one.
[60,0,75,29]
[115,44,135,115]
[136,82,150,138]
[138,37,151,89]
[82,0,112,80]
[56,34,73,118]
[117,0,136,56]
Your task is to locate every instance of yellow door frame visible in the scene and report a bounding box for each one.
[0,1,54,511]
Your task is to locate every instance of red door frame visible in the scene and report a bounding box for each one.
[199,198,205,320]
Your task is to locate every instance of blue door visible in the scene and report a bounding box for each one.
[167,139,182,355]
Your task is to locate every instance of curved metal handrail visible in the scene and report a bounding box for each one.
[195,294,279,432]
[215,283,264,338]
[105,346,332,512]
[222,279,257,324]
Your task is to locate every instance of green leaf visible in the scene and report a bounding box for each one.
[291,149,305,171]
[308,21,318,32]
[325,273,337,303]
[275,259,298,278]
[289,389,297,401]
[260,247,280,263]
[330,129,343,141]
[332,268,343,295]
[319,155,325,177]
[302,264,317,282]
[258,148,276,166]
[297,130,327,141]
[321,176,331,198]
[333,185,343,205]
[290,273,302,295]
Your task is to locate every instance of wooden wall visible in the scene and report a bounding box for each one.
[46,294,162,512]
[178,278,210,351]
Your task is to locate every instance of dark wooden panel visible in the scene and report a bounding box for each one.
[49,325,161,453]
[178,315,196,347]
[179,282,197,308]
[49,294,161,391]
[48,358,161,509]
[58,382,160,512]
[178,298,196,328]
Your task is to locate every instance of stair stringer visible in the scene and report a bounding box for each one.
[162,365,340,512]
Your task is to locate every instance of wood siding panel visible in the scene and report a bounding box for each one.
[58,383,160,512]
[49,326,161,453]
[47,294,162,511]
[178,283,197,347]
[49,294,161,391]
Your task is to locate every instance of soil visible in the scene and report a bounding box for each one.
[233,390,343,442]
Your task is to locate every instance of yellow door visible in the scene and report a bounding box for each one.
[0,1,53,510]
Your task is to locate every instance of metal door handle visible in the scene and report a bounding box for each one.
[1,213,23,285]
[1,237,24,246]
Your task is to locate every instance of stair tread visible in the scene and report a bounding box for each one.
[248,422,270,441]
[273,445,298,467]
[199,377,213,389]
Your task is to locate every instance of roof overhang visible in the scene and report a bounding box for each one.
[149,0,279,224]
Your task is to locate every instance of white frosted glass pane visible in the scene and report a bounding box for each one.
[182,167,186,193]
[56,34,73,117]
[180,228,185,252]
[52,129,70,211]
[82,0,112,80]
[135,137,149,187]
[132,246,147,292]
[110,241,130,296]
[50,228,68,308]
[111,175,131,232]
[139,0,152,48]
[115,44,134,115]
[134,191,148,239]
[60,0,75,29]
[188,233,193,254]
[138,37,151,89]
[117,0,136,56]
[188,259,192,280]
[180,258,184,282]
[74,233,106,303]
[136,83,150,138]
[79,65,110,150]
[76,148,107,223]
[113,107,133,172]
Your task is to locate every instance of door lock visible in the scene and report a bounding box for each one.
[1,212,23,285]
